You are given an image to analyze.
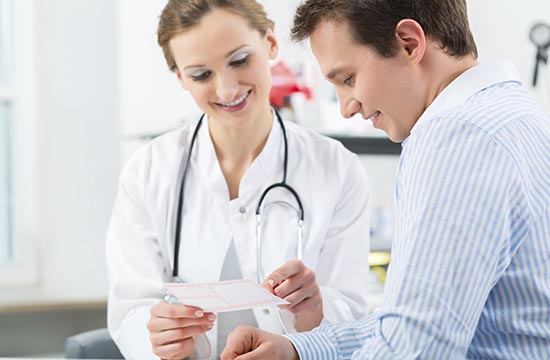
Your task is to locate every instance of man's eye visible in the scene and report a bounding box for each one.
[191,71,212,81]
[230,55,249,67]
[343,75,354,86]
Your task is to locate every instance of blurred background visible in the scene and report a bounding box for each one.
[0,0,549,356]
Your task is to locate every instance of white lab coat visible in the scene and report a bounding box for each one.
[106,116,371,359]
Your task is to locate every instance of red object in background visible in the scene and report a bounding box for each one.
[269,61,312,108]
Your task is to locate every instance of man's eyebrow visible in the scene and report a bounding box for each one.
[327,67,344,80]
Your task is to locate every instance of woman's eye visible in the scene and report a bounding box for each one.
[191,71,212,81]
[230,55,249,67]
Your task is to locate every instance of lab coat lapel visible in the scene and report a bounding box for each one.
[195,117,229,199]
[231,114,284,282]
[168,120,231,283]
[239,112,282,196]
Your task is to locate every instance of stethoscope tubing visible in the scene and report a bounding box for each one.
[172,109,304,278]
[172,113,205,278]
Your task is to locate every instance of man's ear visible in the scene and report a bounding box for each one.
[265,27,279,60]
[394,19,426,63]
[176,69,189,90]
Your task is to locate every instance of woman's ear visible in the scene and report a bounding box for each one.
[394,19,426,64]
[265,27,279,60]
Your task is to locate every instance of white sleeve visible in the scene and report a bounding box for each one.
[106,153,168,360]
[316,153,371,323]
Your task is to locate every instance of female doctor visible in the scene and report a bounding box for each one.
[106,0,371,359]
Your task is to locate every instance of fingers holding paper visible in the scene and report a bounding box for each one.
[220,325,299,360]
[262,259,323,320]
[147,302,216,359]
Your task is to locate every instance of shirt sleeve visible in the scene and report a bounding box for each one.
[315,152,371,323]
[106,150,167,360]
[288,121,518,359]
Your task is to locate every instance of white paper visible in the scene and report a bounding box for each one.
[164,279,290,313]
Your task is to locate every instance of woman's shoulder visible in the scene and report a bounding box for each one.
[150,123,196,155]
[121,122,196,179]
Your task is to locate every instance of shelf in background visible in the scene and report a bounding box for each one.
[329,135,402,155]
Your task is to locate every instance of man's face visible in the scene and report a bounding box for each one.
[310,20,426,142]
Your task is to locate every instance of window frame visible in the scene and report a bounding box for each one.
[0,0,38,287]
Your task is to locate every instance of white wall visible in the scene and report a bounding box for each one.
[0,0,118,304]
[118,0,200,139]
[469,0,550,114]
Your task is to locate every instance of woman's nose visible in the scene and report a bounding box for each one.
[341,98,361,118]
[215,75,239,102]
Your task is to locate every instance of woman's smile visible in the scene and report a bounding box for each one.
[215,89,252,112]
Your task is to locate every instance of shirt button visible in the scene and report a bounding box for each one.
[263,308,270,315]
[239,207,246,214]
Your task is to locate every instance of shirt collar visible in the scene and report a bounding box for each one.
[409,60,521,137]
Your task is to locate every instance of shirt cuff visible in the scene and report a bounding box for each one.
[284,330,338,360]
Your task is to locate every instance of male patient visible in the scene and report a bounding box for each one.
[220,0,550,359]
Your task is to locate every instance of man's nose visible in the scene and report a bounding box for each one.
[341,98,361,118]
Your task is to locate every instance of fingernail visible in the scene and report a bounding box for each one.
[268,279,274,287]
[195,310,203,317]
[206,322,214,329]
[207,314,216,321]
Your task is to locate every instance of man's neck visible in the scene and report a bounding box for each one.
[424,47,479,107]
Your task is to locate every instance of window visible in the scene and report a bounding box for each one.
[0,0,36,285]
[0,102,11,263]
[0,0,13,264]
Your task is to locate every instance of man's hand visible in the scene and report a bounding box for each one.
[220,325,299,360]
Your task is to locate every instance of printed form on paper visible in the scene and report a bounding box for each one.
[164,279,289,312]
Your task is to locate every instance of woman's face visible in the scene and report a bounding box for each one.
[170,9,278,128]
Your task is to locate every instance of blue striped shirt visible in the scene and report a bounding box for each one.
[287,61,550,359]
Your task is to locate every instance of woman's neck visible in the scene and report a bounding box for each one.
[208,107,274,199]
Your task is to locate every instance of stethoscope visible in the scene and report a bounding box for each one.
[172,109,305,288]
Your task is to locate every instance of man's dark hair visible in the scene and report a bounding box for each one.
[291,0,478,58]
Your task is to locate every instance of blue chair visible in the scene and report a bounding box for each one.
[65,328,123,359]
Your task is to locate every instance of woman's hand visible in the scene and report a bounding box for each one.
[262,259,323,330]
[147,302,216,359]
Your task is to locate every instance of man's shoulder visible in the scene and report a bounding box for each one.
[414,81,547,145]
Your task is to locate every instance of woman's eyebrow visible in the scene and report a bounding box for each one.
[183,45,251,71]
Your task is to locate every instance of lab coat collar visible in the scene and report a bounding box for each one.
[194,111,282,203]
[241,110,283,197]
[408,60,521,138]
